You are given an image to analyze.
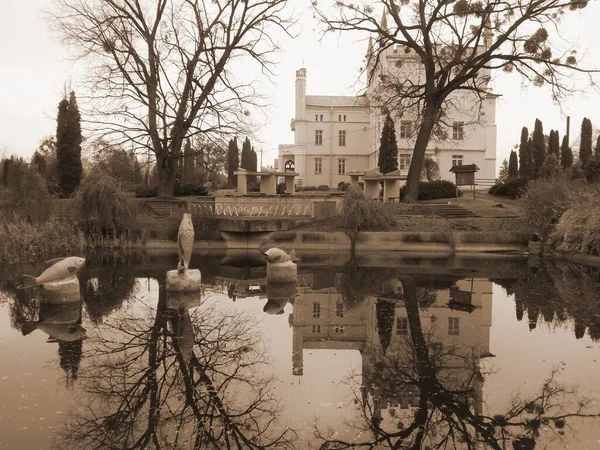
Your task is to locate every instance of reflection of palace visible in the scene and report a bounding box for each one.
[290,275,493,418]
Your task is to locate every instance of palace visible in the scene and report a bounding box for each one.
[277,34,498,189]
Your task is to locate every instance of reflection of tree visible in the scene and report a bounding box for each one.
[56,287,295,449]
[497,262,600,341]
[80,264,138,323]
[58,339,83,383]
[376,300,395,355]
[336,265,397,310]
[317,278,600,449]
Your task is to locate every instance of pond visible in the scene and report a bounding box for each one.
[1,251,599,449]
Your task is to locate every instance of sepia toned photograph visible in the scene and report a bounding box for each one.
[1,1,600,448]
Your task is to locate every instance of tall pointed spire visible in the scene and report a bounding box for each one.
[381,9,388,31]
[366,36,374,59]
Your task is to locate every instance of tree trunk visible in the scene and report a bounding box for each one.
[157,154,176,198]
[402,101,439,203]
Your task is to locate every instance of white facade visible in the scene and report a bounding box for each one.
[278,44,498,188]
[278,69,371,188]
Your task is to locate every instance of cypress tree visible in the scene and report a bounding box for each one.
[2,158,12,186]
[377,114,399,174]
[508,150,519,179]
[31,151,47,176]
[532,119,546,179]
[594,134,600,157]
[560,135,573,170]
[579,117,593,167]
[226,138,239,187]
[241,137,252,170]
[56,91,82,197]
[548,129,560,160]
[251,146,258,171]
[518,127,532,180]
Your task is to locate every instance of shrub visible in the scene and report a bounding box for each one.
[175,183,209,196]
[247,181,260,193]
[317,184,330,191]
[338,181,350,191]
[342,185,395,243]
[400,180,457,201]
[584,154,600,184]
[521,179,576,238]
[276,182,286,194]
[73,173,138,235]
[488,179,528,199]
[549,184,600,255]
[135,185,158,198]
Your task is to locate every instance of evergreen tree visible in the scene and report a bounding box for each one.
[532,119,546,179]
[2,158,12,186]
[540,154,561,180]
[584,154,600,184]
[579,117,593,167]
[508,150,519,179]
[518,127,532,180]
[497,158,509,182]
[548,129,560,160]
[183,139,194,183]
[560,135,573,170]
[251,146,258,171]
[56,91,83,197]
[595,134,600,157]
[377,114,399,174]
[241,137,252,170]
[226,138,239,187]
[31,151,47,177]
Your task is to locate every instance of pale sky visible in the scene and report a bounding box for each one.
[1,0,599,173]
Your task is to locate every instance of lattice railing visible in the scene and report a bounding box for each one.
[191,201,313,217]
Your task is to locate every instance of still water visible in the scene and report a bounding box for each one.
[1,251,599,449]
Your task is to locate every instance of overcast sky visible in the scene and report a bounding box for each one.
[1,0,599,172]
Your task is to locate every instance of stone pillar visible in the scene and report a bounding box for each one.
[237,172,248,195]
[383,179,401,202]
[285,175,295,194]
[364,180,380,199]
[260,174,277,195]
[166,269,202,292]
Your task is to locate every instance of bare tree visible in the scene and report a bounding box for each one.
[316,278,600,449]
[316,0,597,202]
[50,0,295,198]
[56,285,295,449]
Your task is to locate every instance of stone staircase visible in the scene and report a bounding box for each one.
[391,203,479,218]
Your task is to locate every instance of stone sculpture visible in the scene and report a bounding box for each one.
[18,257,86,289]
[177,212,195,273]
[167,211,201,292]
[263,248,299,284]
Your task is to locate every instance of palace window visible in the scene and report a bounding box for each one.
[399,154,411,170]
[312,325,321,333]
[338,158,346,175]
[339,130,346,146]
[338,114,347,122]
[400,121,412,138]
[314,157,322,175]
[336,301,344,318]
[397,317,409,335]
[448,317,460,336]
[452,155,463,167]
[315,114,323,122]
[452,121,464,140]
[312,302,321,318]
[315,130,323,146]
[335,326,344,334]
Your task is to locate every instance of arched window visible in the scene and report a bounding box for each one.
[284,160,295,172]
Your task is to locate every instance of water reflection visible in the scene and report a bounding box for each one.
[1,253,600,449]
